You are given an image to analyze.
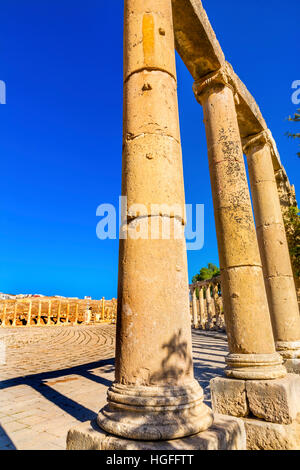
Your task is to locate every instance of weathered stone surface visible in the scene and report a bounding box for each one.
[67,415,246,450]
[97,0,213,442]
[122,134,185,220]
[171,0,225,80]
[124,0,177,80]
[244,133,300,360]
[172,1,283,173]
[243,417,300,450]
[226,64,267,139]
[123,70,181,142]
[193,72,286,380]
[246,374,300,424]
[210,377,249,418]
[284,359,300,375]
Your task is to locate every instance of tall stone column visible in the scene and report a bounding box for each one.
[97,0,213,441]
[206,284,214,330]
[243,131,300,370]
[199,286,205,329]
[47,300,52,326]
[193,67,286,380]
[1,302,7,327]
[192,288,199,328]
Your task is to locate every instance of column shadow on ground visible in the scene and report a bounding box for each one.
[0,331,229,450]
[0,425,16,450]
[0,357,115,424]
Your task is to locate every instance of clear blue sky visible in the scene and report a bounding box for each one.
[0,0,299,299]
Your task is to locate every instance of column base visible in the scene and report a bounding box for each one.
[284,358,300,375]
[97,381,213,441]
[225,352,286,379]
[243,417,300,450]
[276,340,300,359]
[210,374,300,450]
[66,415,246,450]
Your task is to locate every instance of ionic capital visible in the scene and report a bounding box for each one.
[242,130,271,155]
[243,129,281,164]
[193,66,235,105]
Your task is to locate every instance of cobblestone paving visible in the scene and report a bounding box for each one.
[0,325,227,450]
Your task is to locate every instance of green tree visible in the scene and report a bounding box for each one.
[192,263,220,283]
[286,109,300,158]
[283,206,300,279]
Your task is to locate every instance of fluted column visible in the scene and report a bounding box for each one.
[243,131,300,362]
[193,66,286,380]
[97,0,213,441]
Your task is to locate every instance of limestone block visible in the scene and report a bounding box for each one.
[284,359,300,375]
[67,415,246,450]
[243,417,300,450]
[172,0,225,79]
[210,377,249,418]
[246,374,300,424]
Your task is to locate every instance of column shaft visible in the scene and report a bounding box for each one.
[244,132,300,359]
[199,287,205,328]
[192,288,199,328]
[98,0,212,441]
[193,68,285,380]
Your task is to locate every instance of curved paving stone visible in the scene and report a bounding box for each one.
[0,326,227,450]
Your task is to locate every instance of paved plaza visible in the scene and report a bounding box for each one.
[0,325,227,450]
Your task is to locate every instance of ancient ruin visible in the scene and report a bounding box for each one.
[190,278,225,332]
[0,297,116,327]
[66,0,300,451]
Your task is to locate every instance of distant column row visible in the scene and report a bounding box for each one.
[190,279,225,332]
[0,298,117,327]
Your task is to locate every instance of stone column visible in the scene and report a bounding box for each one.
[12,303,17,327]
[192,288,199,328]
[57,301,62,325]
[101,297,105,321]
[65,302,70,325]
[97,0,213,441]
[193,67,285,380]
[213,284,220,330]
[85,306,91,324]
[26,301,31,327]
[199,286,205,329]
[1,302,7,327]
[73,303,79,325]
[37,301,42,326]
[47,300,52,326]
[206,284,214,329]
[243,131,300,370]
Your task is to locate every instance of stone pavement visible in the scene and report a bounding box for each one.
[0,325,228,450]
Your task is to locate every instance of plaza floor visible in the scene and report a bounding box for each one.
[0,324,227,450]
